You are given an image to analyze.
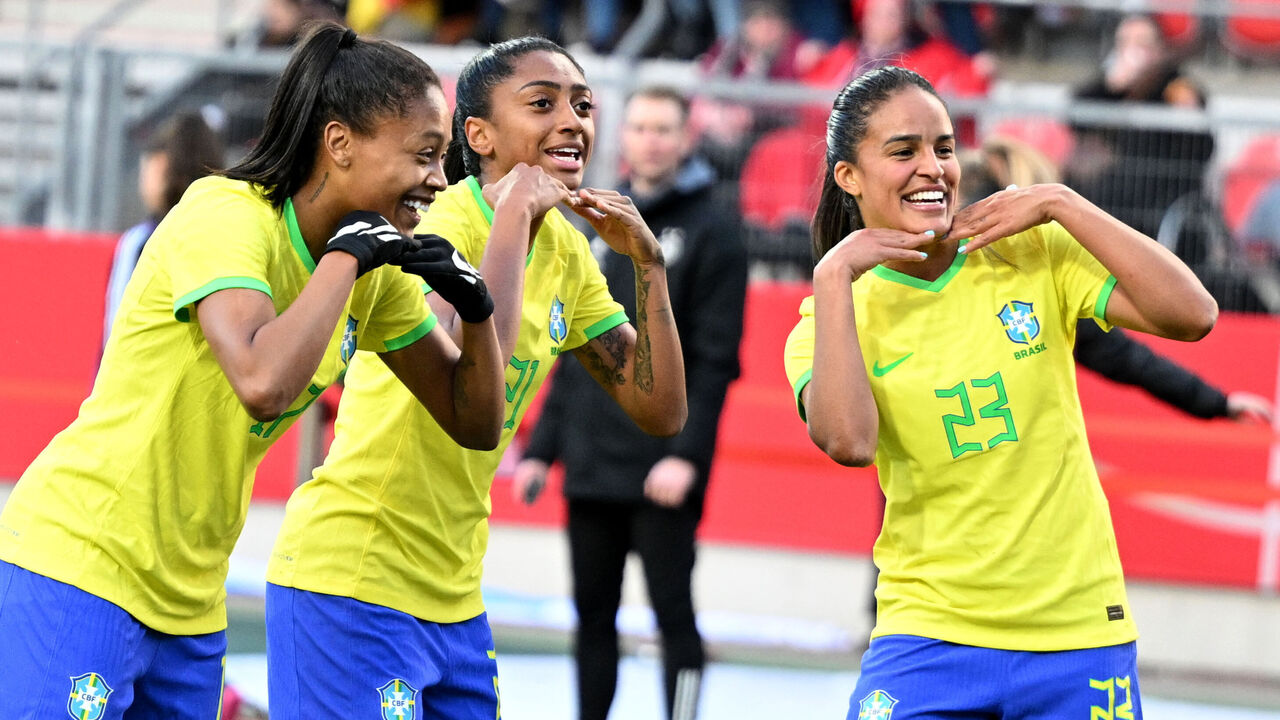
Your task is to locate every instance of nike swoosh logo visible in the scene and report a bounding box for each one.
[872,352,913,377]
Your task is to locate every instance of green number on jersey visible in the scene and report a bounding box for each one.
[934,371,1018,458]
[504,356,541,430]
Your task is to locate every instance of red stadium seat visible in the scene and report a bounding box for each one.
[986,117,1074,170]
[739,126,827,232]
[1222,1,1280,61]
[1155,12,1200,50]
[1221,133,1280,234]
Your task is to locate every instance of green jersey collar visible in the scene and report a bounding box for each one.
[284,197,316,274]
[464,174,535,267]
[870,249,967,292]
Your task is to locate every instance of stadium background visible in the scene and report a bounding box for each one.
[4,0,1280,716]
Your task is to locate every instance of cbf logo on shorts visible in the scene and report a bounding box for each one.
[341,315,359,364]
[66,673,113,720]
[548,296,568,345]
[378,678,417,719]
[997,300,1040,345]
[857,689,898,720]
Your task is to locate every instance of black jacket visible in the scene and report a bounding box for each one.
[523,157,748,505]
[1075,321,1228,418]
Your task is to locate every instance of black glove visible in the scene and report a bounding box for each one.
[393,234,495,324]
[322,210,416,277]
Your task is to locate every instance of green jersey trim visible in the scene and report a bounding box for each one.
[284,198,316,273]
[173,277,273,322]
[464,176,495,225]
[583,311,629,341]
[383,314,438,352]
[463,175,537,268]
[1094,275,1118,321]
[870,250,967,292]
[792,368,813,422]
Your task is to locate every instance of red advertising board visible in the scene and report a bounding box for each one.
[2,227,1277,589]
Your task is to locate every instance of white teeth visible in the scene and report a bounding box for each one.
[906,190,944,202]
[548,149,580,160]
[404,199,428,211]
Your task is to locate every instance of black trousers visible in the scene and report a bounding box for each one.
[567,497,705,720]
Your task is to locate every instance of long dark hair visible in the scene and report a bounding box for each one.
[145,110,224,217]
[811,66,941,262]
[224,22,441,210]
[444,36,584,185]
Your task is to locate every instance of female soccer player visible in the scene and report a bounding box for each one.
[0,23,504,718]
[264,37,687,719]
[783,66,1216,719]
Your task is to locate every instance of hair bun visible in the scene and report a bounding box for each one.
[339,28,357,49]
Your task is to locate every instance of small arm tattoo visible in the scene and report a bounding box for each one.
[579,326,628,387]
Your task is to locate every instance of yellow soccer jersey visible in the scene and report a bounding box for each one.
[269,176,628,622]
[784,222,1137,651]
[0,176,435,635]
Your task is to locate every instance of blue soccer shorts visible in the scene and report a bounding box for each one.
[266,583,501,719]
[0,560,227,720]
[848,634,1142,720]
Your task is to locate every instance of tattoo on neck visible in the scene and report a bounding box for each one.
[309,172,328,203]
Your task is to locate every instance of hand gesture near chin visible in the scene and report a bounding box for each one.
[815,227,936,284]
[568,188,663,265]
[947,184,1065,254]
[483,162,571,219]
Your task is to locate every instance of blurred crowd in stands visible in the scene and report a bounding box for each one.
[203,0,1280,311]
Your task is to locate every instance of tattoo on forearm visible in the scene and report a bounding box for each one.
[309,172,328,203]
[633,265,655,394]
[582,327,627,387]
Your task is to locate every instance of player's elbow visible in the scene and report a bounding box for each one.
[810,428,876,467]
[1170,295,1218,342]
[454,424,502,452]
[639,404,687,438]
[238,383,294,422]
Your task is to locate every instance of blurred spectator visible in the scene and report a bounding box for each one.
[692,0,819,180]
[1241,180,1280,264]
[347,0,475,44]
[960,140,1273,426]
[802,0,993,97]
[104,110,224,347]
[254,0,346,47]
[1066,13,1213,237]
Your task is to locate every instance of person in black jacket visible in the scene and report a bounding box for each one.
[512,86,748,720]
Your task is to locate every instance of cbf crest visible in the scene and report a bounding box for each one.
[378,678,417,719]
[997,300,1041,345]
[67,672,113,720]
[857,689,898,720]
[548,296,568,345]
[341,315,359,363]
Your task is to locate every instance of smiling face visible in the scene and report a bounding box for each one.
[342,84,451,234]
[835,86,959,236]
[470,50,595,189]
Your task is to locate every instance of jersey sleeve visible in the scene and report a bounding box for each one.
[165,182,276,322]
[564,233,627,351]
[358,266,437,353]
[783,295,817,422]
[1039,221,1117,329]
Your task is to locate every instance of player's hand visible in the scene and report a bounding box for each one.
[644,456,697,508]
[483,162,572,218]
[814,228,935,284]
[322,210,416,277]
[392,235,494,323]
[946,183,1065,254]
[568,188,663,265]
[1227,391,1274,425]
[512,458,550,505]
